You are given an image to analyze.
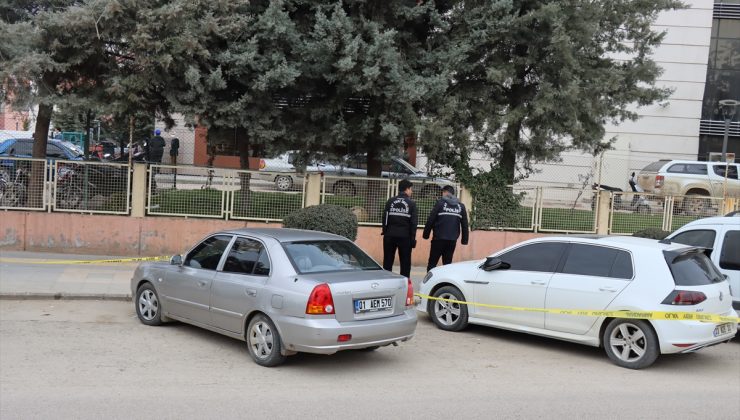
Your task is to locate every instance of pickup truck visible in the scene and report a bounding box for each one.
[637,160,740,215]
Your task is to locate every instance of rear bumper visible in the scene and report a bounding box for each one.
[276,309,417,355]
[654,311,738,354]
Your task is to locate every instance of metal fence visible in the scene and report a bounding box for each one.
[0,156,48,211]
[321,175,393,225]
[147,164,232,218]
[2,160,737,235]
[52,160,131,214]
[537,187,598,233]
[230,170,305,222]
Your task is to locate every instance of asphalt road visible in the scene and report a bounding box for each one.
[1,300,738,420]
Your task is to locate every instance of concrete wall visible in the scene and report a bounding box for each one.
[0,212,543,266]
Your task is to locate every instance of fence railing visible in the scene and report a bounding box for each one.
[2,162,737,235]
[53,160,131,215]
[0,157,48,211]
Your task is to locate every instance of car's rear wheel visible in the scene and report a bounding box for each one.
[275,175,293,191]
[428,286,469,332]
[682,194,710,216]
[603,319,659,369]
[135,283,163,326]
[333,180,356,196]
[246,314,287,367]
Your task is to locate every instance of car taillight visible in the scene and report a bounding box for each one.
[655,175,664,188]
[406,278,414,306]
[259,159,266,170]
[662,290,706,305]
[306,283,335,315]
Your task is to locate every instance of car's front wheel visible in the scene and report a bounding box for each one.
[428,286,469,332]
[246,314,287,367]
[135,283,163,326]
[603,319,659,369]
[275,175,293,191]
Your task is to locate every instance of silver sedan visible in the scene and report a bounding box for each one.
[131,228,417,366]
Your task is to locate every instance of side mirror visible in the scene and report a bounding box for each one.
[170,255,183,266]
[482,257,510,272]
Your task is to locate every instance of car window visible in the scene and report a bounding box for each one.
[670,229,717,249]
[667,163,707,175]
[223,238,265,275]
[7,140,34,155]
[46,144,65,158]
[642,161,668,172]
[666,251,724,286]
[254,249,271,276]
[497,242,567,273]
[719,230,739,271]
[712,165,739,180]
[561,244,633,279]
[283,240,381,274]
[185,235,232,270]
[610,251,634,279]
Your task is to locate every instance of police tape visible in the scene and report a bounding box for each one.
[0,256,168,265]
[415,293,740,324]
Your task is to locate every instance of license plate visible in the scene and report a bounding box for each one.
[713,323,735,337]
[354,297,393,313]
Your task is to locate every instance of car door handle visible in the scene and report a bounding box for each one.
[464,280,489,285]
[599,287,618,293]
[530,281,547,286]
[197,281,207,287]
[246,289,257,297]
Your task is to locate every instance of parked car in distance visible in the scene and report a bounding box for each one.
[665,213,740,311]
[132,228,417,367]
[637,160,740,215]
[257,151,454,197]
[255,151,337,191]
[0,137,84,161]
[418,236,737,369]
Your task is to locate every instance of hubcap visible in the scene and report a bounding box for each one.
[335,183,353,196]
[276,176,291,190]
[138,289,158,321]
[433,293,461,326]
[610,323,647,362]
[249,321,274,359]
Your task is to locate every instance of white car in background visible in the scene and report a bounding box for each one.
[418,236,737,369]
[255,152,336,191]
[665,213,740,311]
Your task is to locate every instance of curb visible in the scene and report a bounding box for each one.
[0,292,131,301]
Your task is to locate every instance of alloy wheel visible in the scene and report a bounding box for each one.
[138,289,159,321]
[433,293,461,326]
[249,321,275,359]
[609,323,647,363]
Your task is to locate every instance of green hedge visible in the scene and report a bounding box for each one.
[283,204,358,240]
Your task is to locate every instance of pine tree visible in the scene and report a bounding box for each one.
[421,0,683,182]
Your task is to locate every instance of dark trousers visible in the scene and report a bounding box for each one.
[383,236,412,278]
[427,239,457,272]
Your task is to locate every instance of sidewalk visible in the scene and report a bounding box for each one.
[0,250,427,300]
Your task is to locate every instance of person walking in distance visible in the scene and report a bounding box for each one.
[423,185,469,272]
[382,179,417,278]
[170,135,180,188]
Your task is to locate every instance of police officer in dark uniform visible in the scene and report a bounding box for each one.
[382,179,417,278]
[146,129,166,163]
[423,185,469,272]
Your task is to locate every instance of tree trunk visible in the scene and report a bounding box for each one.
[366,139,384,223]
[236,128,251,217]
[28,102,53,207]
[501,118,521,185]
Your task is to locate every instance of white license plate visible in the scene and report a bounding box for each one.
[354,297,393,313]
[713,323,735,337]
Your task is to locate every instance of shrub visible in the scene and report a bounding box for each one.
[283,204,358,241]
[632,228,670,240]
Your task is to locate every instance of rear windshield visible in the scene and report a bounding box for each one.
[283,240,381,274]
[641,160,669,173]
[665,250,724,286]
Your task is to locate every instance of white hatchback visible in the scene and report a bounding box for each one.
[417,236,738,369]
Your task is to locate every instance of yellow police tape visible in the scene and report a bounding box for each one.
[0,256,168,265]
[415,293,740,324]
